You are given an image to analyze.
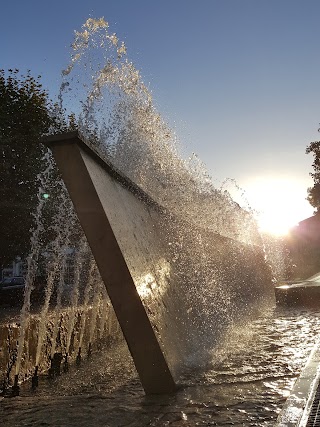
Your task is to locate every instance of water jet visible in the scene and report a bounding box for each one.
[11,374,20,397]
[76,348,82,367]
[63,354,69,374]
[87,342,92,359]
[31,366,39,390]
[43,130,274,395]
[0,18,318,424]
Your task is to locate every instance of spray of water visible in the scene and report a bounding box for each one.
[15,153,55,375]
[64,237,88,356]
[88,268,107,346]
[59,17,260,246]
[56,18,274,370]
[77,258,95,352]
[35,188,77,367]
[8,18,276,384]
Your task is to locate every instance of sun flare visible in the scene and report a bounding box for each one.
[241,176,313,236]
[258,210,295,236]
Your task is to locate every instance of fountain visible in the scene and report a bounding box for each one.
[0,18,275,400]
[41,130,274,394]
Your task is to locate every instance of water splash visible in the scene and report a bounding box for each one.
[6,17,275,386]
[15,153,55,375]
[35,188,77,367]
[55,17,274,371]
[8,149,115,382]
[59,17,260,246]
[65,237,88,356]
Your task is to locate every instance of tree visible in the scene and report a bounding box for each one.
[0,70,72,268]
[306,138,320,211]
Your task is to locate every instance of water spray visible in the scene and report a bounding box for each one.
[12,374,20,397]
[15,157,55,378]
[76,347,82,367]
[48,353,63,379]
[63,353,69,373]
[87,342,92,359]
[31,366,39,390]
[1,378,8,396]
[48,358,55,380]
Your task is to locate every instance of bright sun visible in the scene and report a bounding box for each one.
[241,176,313,236]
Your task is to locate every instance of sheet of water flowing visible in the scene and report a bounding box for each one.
[1,306,320,427]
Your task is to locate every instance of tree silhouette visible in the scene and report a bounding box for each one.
[0,69,76,269]
[306,135,320,212]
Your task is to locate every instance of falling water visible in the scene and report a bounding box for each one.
[64,237,87,357]
[49,255,68,359]
[35,187,77,367]
[77,258,95,353]
[60,18,261,245]
[54,17,275,372]
[14,153,55,376]
[88,273,103,347]
[3,149,117,387]
[3,16,320,427]
[2,17,277,396]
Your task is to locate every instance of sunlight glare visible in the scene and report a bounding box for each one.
[243,176,313,236]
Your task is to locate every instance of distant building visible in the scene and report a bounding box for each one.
[293,213,320,247]
[286,212,320,279]
[1,257,26,280]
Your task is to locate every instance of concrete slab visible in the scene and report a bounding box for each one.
[44,131,275,395]
[44,131,176,394]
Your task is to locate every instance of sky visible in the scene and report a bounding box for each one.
[2,0,320,234]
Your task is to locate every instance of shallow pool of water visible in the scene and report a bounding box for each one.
[1,306,320,426]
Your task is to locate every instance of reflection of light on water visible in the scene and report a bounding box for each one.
[3,308,320,426]
[137,272,157,298]
[136,258,171,299]
[264,380,292,397]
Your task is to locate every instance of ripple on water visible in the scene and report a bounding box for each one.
[1,306,320,427]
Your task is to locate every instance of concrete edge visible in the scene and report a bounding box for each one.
[42,131,164,212]
[275,340,320,427]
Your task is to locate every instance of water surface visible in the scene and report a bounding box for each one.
[1,306,319,426]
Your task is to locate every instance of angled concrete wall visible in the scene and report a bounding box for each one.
[45,131,274,393]
[45,132,177,394]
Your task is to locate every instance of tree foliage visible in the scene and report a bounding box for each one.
[306,139,320,212]
[0,69,76,268]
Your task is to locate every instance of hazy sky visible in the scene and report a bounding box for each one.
[2,0,320,230]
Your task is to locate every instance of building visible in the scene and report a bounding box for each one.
[286,212,320,279]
